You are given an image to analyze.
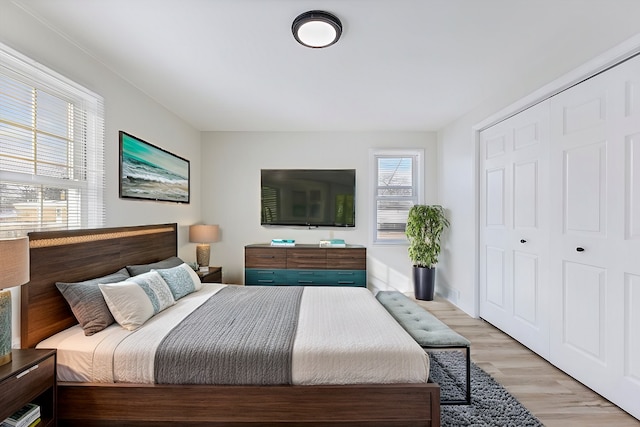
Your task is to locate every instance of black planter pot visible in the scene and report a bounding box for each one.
[413,266,435,301]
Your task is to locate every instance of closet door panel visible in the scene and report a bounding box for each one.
[550,71,612,380]
[626,133,640,238]
[562,95,605,134]
[479,100,550,358]
[550,54,640,419]
[614,57,640,417]
[624,273,640,382]
[486,168,506,227]
[562,261,606,361]
[513,252,538,325]
[563,142,607,236]
[514,161,538,229]
[485,246,506,308]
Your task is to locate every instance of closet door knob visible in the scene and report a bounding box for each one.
[520,239,527,244]
[576,247,585,252]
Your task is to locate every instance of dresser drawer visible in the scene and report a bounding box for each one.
[286,270,328,285]
[245,247,286,269]
[325,270,367,287]
[0,354,55,420]
[326,248,366,269]
[286,248,327,269]
[245,268,289,285]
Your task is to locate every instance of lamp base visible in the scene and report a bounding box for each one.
[0,289,12,366]
[196,244,211,270]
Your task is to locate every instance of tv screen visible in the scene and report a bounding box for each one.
[261,169,356,227]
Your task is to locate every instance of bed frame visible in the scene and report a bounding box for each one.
[21,223,441,426]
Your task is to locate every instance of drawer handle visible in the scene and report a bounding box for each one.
[338,281,355,284]
[16,364,39,379]
[298,280,313,284]
[257,279,275,283]
[337,272,355,276]
[257,271,275,275]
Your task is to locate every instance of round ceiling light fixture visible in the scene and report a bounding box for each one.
[292,10,342,48]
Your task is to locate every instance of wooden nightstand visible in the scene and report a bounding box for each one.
[197,266,222,283]
[0,348,56,427]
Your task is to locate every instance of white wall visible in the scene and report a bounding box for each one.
[0,2,202,260]
[438,31,640,316]
[201,131,438,290]
[0,3,202,346]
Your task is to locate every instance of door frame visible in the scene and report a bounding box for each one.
[471,34,640,317]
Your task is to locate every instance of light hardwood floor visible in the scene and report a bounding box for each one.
[415,297,640,427]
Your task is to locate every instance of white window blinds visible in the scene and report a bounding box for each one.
[371,149,423,244]
[0,43,105,235]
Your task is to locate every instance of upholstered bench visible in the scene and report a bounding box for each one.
[376,290,471,405]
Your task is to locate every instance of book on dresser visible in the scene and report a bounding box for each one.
[271,239,295,246]
[319,239,346,248]
[2,403,40,427]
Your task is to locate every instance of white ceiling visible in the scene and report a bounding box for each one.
[11,0,640,132]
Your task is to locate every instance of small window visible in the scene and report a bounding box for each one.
[371,149,423,244]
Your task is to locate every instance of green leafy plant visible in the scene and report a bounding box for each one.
[406,205,450,268]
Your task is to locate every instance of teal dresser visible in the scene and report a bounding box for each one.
[244,244,366,287]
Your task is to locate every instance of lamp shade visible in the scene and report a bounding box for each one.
[0,236,29,366]
[189,224,220,243]
[0,236,30,289]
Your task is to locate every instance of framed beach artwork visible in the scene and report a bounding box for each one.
[119,131,190,203]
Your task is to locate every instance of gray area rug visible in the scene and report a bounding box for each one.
[428,351,544,427]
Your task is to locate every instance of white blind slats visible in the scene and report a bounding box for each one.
[373,152,422,243]
[0,42,105,236]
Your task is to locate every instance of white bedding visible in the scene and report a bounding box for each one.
[38,284,429,385]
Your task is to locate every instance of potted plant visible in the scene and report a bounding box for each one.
[406,205,450,300]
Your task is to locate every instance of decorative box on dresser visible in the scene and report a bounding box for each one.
[245,244,366,287]
[0,348,56,426]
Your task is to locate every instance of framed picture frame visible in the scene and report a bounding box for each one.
[119,131,190,203]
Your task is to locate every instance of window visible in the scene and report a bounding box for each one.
[0,43,105,235]
[371,149,423,244]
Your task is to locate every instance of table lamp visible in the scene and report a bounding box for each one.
[189,224,219,272]
[0,236,30,366]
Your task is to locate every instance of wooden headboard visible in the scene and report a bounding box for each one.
[20,223,178,348]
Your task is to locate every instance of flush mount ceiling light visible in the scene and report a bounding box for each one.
[292,10,342,48]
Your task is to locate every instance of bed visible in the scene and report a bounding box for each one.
[21,223,441,426]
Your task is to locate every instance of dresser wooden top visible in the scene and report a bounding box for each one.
[246,243,365,249]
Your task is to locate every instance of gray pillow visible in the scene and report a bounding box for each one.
[56,268,131,336]
[126,256,184,276]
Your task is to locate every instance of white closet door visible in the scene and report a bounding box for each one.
[549,54,640,420]
[479,100,550,358]
[601,55,640,419]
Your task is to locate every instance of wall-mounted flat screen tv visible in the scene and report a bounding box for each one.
[119,131,190,203]
[261,169,356,227]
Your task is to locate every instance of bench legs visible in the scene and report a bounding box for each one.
[426,345,471,405]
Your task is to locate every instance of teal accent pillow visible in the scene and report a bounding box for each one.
[56,268,131,336]
[154,263,202,300]
[128,271,175,314]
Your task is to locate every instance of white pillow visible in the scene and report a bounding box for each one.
[99,271,175,331]
[153,263,203,300]
[99,281,155,330]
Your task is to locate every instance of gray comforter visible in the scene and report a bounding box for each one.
[154,285,304,384]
